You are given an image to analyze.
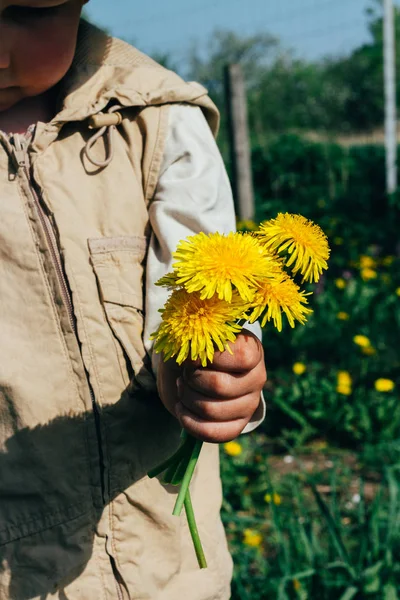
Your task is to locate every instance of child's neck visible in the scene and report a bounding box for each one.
[0,89,58,136]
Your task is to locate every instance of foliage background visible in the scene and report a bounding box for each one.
[219,130,400,599]
[252,136,399,447]
[185,4,400,598]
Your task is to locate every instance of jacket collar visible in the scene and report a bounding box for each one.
[52,21,210,125]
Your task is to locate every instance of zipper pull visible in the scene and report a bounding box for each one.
[10,134,28,171]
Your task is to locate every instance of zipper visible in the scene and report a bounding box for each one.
[9,134,126,599]
[9,134,106,505]
[11,135,77,334]
[116,581,124,600]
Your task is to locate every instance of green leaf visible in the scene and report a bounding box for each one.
[362,560,383,593]
[273,394,310,428]
[362,560,384,578]
[286,569,315,581]
[277,579,290,600]
[310,483,356,579]
[339,587,359,600]
[384,583,399,600]
[363,575,381,594]
[385,468,400,556]
[326,561,357,578]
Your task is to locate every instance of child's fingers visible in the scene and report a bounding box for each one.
[175,403,248,444]
[157,358,184,416]
[180,362,265,400]
[177,388,259,422]
[185,330,264,374]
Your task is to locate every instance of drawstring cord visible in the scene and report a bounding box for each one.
[83,105,123,168]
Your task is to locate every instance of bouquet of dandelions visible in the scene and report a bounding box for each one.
[148,213,330,568]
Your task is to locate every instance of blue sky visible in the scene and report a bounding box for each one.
[86,0,393,62]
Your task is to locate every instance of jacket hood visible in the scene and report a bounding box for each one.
[54,20,219,134]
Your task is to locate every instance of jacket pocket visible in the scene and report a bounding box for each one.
[88,236,154,389]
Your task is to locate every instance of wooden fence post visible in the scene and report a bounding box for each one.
[224,63,255,221]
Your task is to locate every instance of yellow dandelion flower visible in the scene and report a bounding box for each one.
[293,579,302,592]
[359,255,376,269]
[337,369,352,395]
[382,256,395,266]
[337,311,350,321]
[257,213,330,283]
[224,441,242,457]
[151,289,247,367]
[172,231,278,302]
[335,278,347,289]
[243,529,262,547]
[374,378,395,393]
[362,346,376,356]
[249,273,313,331]
[353,335,371,348]
[361,268,377,281]
[396,287,400,297]
[264,492,282,505]
[293,362,307,375]
[337,371,352,387]
[308,439,328,450]
[337,385,352,395]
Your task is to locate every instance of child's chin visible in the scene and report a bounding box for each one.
[0,88,22,112]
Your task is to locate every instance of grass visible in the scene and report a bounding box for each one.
[221,437,400,599]
[226,136,400,598]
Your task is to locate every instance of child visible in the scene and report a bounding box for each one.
[0,2,266,598]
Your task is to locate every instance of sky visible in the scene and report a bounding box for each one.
[86,0,389,64]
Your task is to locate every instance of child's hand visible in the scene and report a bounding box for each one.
[157,331,266,443]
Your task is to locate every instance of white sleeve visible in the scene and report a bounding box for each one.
[143,103,265,433]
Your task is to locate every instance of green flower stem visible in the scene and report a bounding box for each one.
[168,453,191,485]
[163,456,185,485]
[147,443,187,479]
[172,439,203,516]
[184,489,207,569]
[147,432,207,569]
[162,435,197,485]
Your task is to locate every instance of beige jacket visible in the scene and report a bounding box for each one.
[0,21,233,600]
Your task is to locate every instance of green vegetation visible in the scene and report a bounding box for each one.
[222,438,400,600]
[220,133,400,598]
[181,3,400,595]
[187,2,400,137]
[251,135,399,448]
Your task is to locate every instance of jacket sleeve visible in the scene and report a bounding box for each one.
[143,103,265,432]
